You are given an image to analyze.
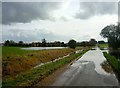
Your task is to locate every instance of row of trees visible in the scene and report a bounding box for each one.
[100,22,120,58]
[4,39,67,47]
[4,38,97,49]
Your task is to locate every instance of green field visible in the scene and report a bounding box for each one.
[2,46,28,56]
[98,44,108,50]
[2,46,83,56]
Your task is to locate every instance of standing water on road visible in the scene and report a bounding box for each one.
[79,47,108,75]
[52,47,119,86]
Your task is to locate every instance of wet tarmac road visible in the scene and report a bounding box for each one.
[52,47,119,86]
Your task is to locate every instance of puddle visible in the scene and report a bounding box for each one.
[75,49,83,53]
[71,61,90,67]
[33,54,70,68]
[34,51,77,68]
[34,49,82,68]
[77,61,91,64]
[76,47,114,75]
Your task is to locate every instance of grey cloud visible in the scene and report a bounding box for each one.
[75,2,117,19]
[2,2,61,24]
[60,16,69,21]
[0,2,1,24]
[118,2,120,22]
[2,28,69,42]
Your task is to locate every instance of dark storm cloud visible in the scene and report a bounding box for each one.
[75,2,117,19]
[2,2,61,24]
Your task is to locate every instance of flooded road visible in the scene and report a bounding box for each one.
[52,47,119,86]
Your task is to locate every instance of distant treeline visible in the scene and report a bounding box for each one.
[3,38,98,47]
[3,40,67,47]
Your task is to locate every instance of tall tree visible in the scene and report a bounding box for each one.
[100,23,120,59]
[68,39,76,49]
[42,38,46,47]
[4,40,10,46]
[19,41,24,46]
[89,39,97,46]
[100,24,120,49]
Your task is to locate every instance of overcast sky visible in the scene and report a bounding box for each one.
[1,0,119,43]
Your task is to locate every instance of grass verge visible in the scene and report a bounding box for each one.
[103,52,120,82]
[3,49,89,87]
[2,47,74,77]
[100,61,113,74]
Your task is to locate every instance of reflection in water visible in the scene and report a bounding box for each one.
[21,47,67,50]
[78,47,111,75]
[52,47,118,86]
